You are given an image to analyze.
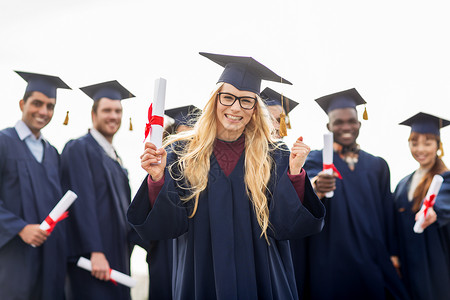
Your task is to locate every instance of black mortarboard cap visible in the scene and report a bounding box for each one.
[315,88,366,114]
[15,71,71,99]
[399,112,450,136]
[80,80,135,101]
[199,52,292,95]
[261,87,299,114]
[165,105,201,127]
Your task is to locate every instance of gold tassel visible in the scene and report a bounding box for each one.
[363,106,368,120]
[63,111,69,125]
[129,117,133,131]
[279,113,288,137]
[279,92,288,137]
[439,141,444,158]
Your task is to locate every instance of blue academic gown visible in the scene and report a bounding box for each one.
[128,143,325,300]
[0,127,67,300]
[393,171,450,300]
[61,132,133,300]
[291,149,410,300]
[146,239,173,299]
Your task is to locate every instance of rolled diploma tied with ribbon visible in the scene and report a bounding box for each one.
[322,132,342,197]
[77,257,137,288]
[31,190,78,247]
[144,78,166,163]
[413,174,444,233]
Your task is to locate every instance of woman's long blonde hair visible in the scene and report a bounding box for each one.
[163,82,278,241]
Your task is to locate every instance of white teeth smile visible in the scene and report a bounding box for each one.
[342,133,352,138]
[226,114,242,120]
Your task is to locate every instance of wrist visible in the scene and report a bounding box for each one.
[289,167,301,175]
[150,172,163,182]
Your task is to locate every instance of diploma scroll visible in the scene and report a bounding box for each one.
[31,190,78,247]
[413,174,443,233]
[322,132,334,198]
[39,190,77,232]
[77,257,137,288]
[144,78,166,150]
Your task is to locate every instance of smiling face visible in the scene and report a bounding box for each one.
[409,133,438,169]
[20,91,56,137]
[327,107,361,147]
[215,83,256,141]
[92,97,123,142]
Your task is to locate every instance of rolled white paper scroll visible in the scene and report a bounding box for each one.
[144,78,166,150]
[413,174,444,233]
[322,132,334,198]
[77,257,137,288]
[39,190,78,232]
[31,190,78,247]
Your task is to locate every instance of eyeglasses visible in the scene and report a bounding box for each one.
[217,92,257,110]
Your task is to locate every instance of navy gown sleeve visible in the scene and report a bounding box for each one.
[0,135,28,248]
[374,157,398,256]
[434,171,450,227]
[61,140,104,255]
[127,148,189,242]
[267,146,325,240]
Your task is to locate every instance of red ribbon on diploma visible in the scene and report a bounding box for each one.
[109,269,118,286]
[423,194,436,217]
[44,211,69,233]
[144,103,164,141]
[323,163,343,179]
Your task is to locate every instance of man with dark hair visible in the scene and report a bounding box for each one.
[291,88,410,300]
[61,80,135,300]
[0,71,71,299]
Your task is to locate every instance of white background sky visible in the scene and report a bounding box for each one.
[1,0,450,295]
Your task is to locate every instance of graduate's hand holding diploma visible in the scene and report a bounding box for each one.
[141,142,167,181]
[90,252,111,281]
[415,207,437,230]
[289,136,310,175]
[18,224,48,246]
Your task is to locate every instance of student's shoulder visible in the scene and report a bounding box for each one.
[359,149,390,173]
[0,127,16,141]
[62,133,96,155]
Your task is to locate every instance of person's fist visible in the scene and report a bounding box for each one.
[289,137,310,175]
[18,224,48,246]
[416,207,437,230]
[141,142,167,181]
[91,252,111,281]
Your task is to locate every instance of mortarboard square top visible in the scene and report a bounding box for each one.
[165,105,201,127]
[15,71,71,99]
[399,112,450,136]
[261,87,299,114]
[199,52,292,95]
[315,88,366,114]
[80,80,135,101]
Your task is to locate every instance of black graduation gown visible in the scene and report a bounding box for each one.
[128,143,325,300]
[291,149,410,300]
[0,127,67,300]
[61,132,133,300]
[393,171,450,300]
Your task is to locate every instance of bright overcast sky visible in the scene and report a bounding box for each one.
[1,0,450,192]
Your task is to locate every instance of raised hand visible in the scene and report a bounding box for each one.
[416,207,437,230]
[141,142,167,181]
[289,136,311,175]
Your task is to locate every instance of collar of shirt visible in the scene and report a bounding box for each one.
[15,120,44,142]
[89,128,119,161]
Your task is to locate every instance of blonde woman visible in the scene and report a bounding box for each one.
[394,112,450,300]
[128,53,325,299]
